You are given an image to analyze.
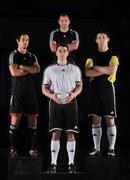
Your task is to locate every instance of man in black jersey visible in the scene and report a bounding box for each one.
[85,31,119,157]
[49,12,79,64]
[8,32,40,157]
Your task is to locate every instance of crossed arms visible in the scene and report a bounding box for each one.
[9,62,40,77]
[85,63,118,77]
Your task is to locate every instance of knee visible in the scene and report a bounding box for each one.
[66,132,75,140]
[52,130,61,139]
[106,117,115,127]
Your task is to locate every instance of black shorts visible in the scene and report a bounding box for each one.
[88,82,117,118]
[49,99,79,133]
[9,92,38,114]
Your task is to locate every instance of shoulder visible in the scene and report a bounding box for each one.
[50,29,59,35]
[9,50,17,64]
[86,49,97,59]
[27,51,37,59]
[9,50,17,57]
[108,49,120,64]
[44,64,56,73]
[109,49,119,58]
[69,63,81,71]
[70,29,79,35]
[70,28,78,33]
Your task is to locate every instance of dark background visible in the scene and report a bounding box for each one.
[0,0,130,172]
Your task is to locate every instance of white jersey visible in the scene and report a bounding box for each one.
[42,63,82,94]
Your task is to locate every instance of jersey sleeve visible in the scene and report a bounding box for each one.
[31,53,38,63]
[110,55,119,65]
[49,30,56,41]
[85,58,93,68]
[74,30,79,42]
[9,51,17,65]
[42,67,51,85]
[75,66,82,83]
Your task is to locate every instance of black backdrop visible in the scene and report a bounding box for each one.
[0,0,130,171]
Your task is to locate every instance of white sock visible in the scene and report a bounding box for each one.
[51,139,60,165]
[67,140,76,165]
[107,125,117,150]
[92,124,102,151]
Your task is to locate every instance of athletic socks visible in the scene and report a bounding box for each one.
[67,139,76,165]
[92,124,102,151]
[51,138,60,165]
[107,125,117,150]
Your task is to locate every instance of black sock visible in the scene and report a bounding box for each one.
[27,128,37,150]
[9,127,17,148]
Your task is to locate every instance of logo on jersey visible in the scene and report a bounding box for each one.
[74,126,78,130]
[110,111,114,115]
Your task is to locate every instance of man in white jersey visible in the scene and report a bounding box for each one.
[42,44,82,173]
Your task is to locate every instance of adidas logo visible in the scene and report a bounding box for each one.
[74,126,78,129]
[110,111,114,114]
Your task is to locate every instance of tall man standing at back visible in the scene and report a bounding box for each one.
[9,32,40,157]
[49,12,79,64]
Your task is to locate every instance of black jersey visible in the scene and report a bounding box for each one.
[50,29,79,64]
[50,28,79,45]
[86,49,119,84]
[9,50,38,94]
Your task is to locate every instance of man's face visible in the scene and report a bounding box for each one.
[58,15,70,29]
[96,33,109,47]
[56,46,69,60]
[17,35,29,50]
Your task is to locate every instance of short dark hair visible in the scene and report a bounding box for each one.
[16,32,29,41]
[96,29,110,38]
[56,43,69,51]
[59,12,71,21]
